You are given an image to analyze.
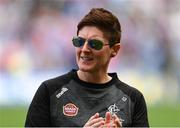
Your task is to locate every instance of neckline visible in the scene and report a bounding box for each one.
[71,69,118,89]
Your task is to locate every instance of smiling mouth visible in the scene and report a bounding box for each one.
[80,56,93,61]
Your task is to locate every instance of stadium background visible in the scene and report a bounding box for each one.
[0,0,180,126]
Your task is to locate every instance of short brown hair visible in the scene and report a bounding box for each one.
[77,8,121,47]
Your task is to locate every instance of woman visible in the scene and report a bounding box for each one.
[25,8,149,127]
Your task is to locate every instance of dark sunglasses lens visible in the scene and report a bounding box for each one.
[89,40,103,50]
[72,37,85,47]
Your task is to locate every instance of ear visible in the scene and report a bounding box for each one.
[110,43,120,57]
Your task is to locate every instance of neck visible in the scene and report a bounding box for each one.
[77,70,112,84]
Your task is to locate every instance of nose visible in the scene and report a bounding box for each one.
[81,41,91,52]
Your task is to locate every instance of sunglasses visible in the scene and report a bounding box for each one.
[72,36,109,50]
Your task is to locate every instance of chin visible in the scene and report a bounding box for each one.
[79,67,92,72]
[78,65,95,72]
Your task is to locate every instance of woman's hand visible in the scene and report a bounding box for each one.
[84,113,105,128]
[103,112,122,128]
[84,112,122,128]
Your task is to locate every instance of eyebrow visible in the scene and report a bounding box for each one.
[78,35,105,42]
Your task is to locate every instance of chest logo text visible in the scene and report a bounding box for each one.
[56,87,68,98]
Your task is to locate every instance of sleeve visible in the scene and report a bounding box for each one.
[132,93,149,127]
[25,82,51,127]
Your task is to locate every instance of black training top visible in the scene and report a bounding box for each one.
[25,69,149,127]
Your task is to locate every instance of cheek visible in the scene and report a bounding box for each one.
[95,51,110,61]
[97,49,111,57]
[75,49,80,57]
[75,49,80,63]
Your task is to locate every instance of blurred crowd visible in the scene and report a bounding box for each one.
[0,0,180,105]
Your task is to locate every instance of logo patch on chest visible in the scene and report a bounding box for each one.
[63,103,79,117]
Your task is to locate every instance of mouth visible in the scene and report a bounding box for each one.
[80,56,93,61]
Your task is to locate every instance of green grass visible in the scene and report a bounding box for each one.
[0,104,180,127]
[0,106,28,127]
[148,104,180,127]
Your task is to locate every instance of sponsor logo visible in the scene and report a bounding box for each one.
[56,87,68,98]
[108,103,124,124]
[63,103,78,117]
[122,96,127,102]
[108,103,120,115]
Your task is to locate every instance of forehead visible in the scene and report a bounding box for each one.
[78,26,105,39]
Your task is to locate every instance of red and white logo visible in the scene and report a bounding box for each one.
[63,103,79,116]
